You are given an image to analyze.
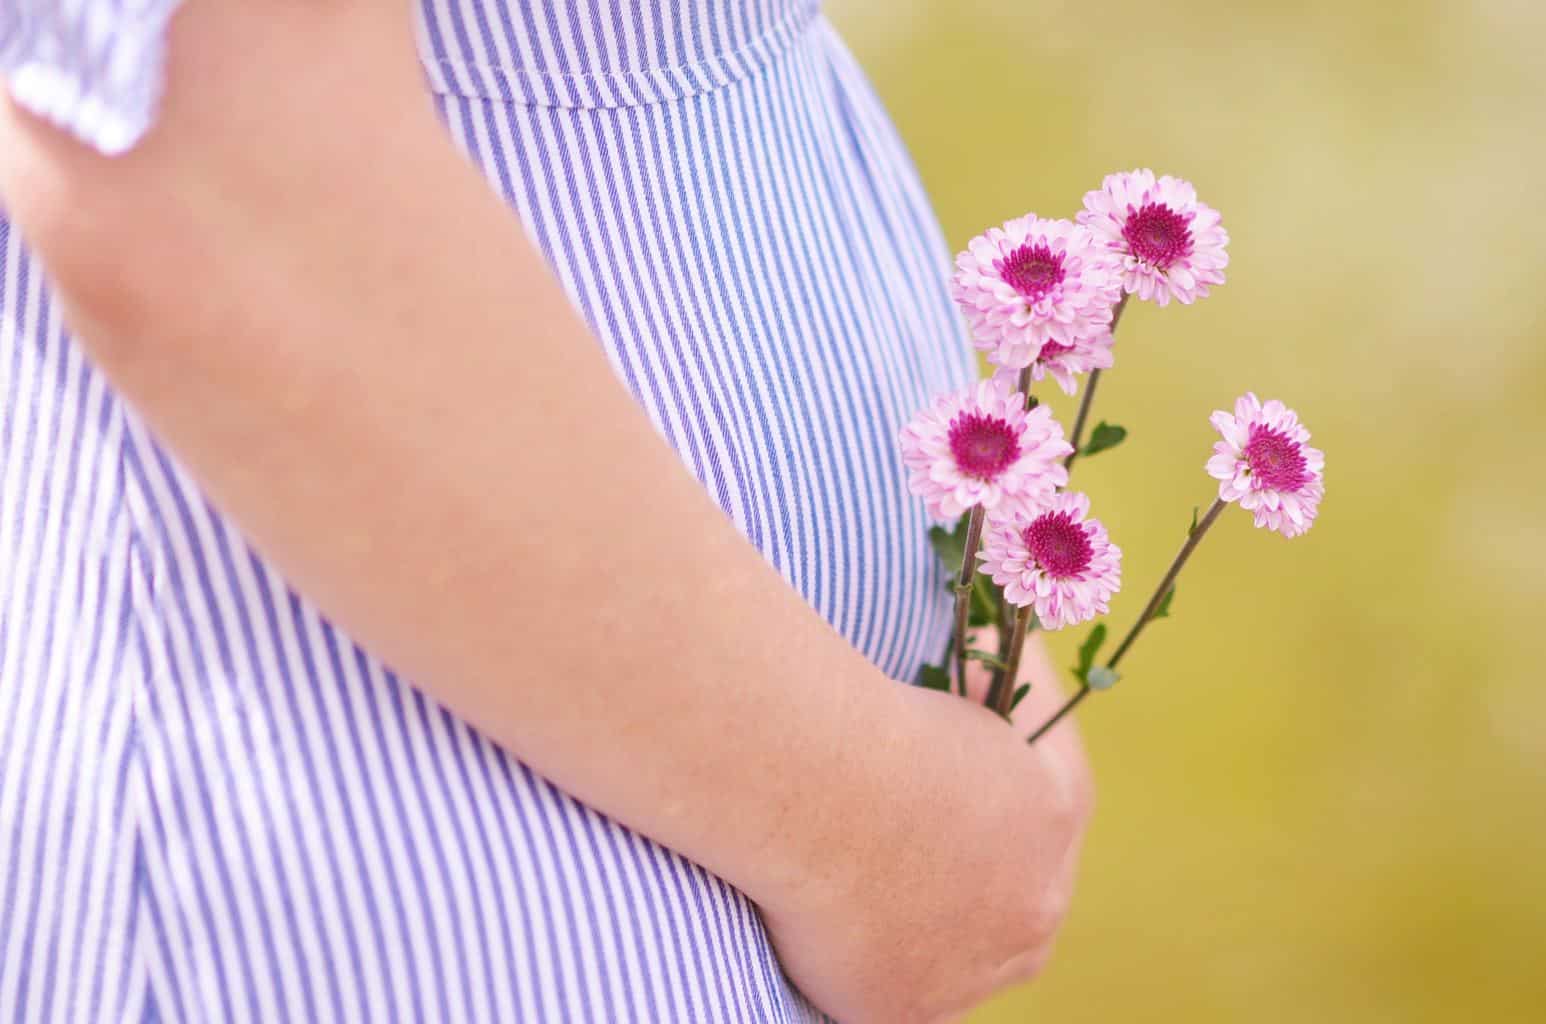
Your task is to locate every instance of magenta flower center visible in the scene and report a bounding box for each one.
[1122,203,1193,269]
[1022,511,1094,579]
[1036,340,1075,363]
[948,412,1022,481]
[995,243,1066,302]
[1243,425,1309,491]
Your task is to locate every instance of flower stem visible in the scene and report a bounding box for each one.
[1106,496,1225,669]
[986,364,1038,700]
[1064,294,1129,472]
[1025,495,1228,745]
[991,587,1015,701]
[991,604,1035,715]
[951,505,987,696]
[1024,684,1089,745]
[1064,371,1101,470]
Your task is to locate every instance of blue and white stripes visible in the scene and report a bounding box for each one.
[2,1,971,1019]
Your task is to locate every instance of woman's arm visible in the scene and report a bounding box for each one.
[0,2,1091,1019]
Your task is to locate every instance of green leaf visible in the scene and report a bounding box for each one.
[1081,421,1127,458]
[1189,506,1200,535]
[928,517,971,575]
[1010,683,1031,711]
[965,649,1009,671]
[1073,623,1107,681]
[968,572,1002,627]
[1152,584,1177,621]
[1087,666,1122,691]
[917,662,952,692]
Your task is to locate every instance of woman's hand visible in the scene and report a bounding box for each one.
[763,633,1093,1024]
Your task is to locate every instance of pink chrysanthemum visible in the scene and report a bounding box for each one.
[1206,393,1325,538]
[977,492,1122,630]
[899,377,1073,521]
[949,215,1122,371]
[991,330,1115,397]
[1078,169,1229,306]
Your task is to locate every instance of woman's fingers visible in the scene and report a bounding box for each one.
[960,627,1095,834]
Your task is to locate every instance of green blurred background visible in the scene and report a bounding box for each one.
[827,1,1546,1020]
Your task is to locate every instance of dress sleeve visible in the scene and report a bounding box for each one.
[0,0,184,155]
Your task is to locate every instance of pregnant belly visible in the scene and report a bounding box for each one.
[429,20,971,683]
[1,22,962,1024]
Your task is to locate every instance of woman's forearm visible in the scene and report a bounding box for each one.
[0,0,959,918]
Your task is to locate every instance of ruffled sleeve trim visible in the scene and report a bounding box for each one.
[1,0,184,155]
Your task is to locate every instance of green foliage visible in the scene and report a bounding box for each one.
[1082,421,1127,458]
[965,649,1008,671]
[1073,622,1107,682]
[927,517,970,575]
[1010,683,1031,711]
[969,573,1003,627]
[917,662,952,692]
[1153,584,1177,621]
[931,516,1003,627]
[1189,506,1200,535]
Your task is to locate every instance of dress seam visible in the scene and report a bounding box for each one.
[117,413,166,619]
[119,401,160,1022]
[420,1,822,109]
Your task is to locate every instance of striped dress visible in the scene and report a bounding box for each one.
[0,1,971,1020]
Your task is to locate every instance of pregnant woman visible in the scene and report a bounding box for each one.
[0,2,1092,1020]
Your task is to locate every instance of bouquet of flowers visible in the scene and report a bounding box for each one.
[902,170,1326,740]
